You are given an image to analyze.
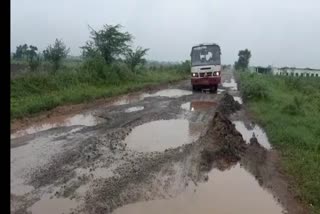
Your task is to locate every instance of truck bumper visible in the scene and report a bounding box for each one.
[191,77,221,86]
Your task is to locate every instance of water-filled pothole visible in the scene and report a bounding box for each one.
[148,89,192,98]
[124,106,144,113]
[232,121,271,149]
[113,163,284,214]
[124,119,201,152]
[222,78,238,90]
[233,96,243,104]
[181,101,216,111]
[11,112,103,139]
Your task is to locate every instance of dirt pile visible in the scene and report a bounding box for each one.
[217,93,241,115]
[199,112,246,172]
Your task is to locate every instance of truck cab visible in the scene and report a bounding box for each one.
[190,43,221,92]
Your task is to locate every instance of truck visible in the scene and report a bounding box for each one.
[190,43,222,92]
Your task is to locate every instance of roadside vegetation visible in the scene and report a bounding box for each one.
[11,24,190,119]
[239,72,320,213]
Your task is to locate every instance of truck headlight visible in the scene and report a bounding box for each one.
[192,73,196,77]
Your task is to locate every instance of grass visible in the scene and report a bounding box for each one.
[239,72,320,213]
[11,59,189,119]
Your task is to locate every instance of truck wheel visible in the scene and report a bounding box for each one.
[192,85,197,91]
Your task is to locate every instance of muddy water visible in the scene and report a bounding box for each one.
[11,112,103,139]
[222,78,238,90]
[29,198,78,214]
[181,101,216,111]
[233,96,243,104]
[149,89,192,98]
[113,164,284,214]
[124,106,144,113]
[232,121,271,149]
[124,119,201,152]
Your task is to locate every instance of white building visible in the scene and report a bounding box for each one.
[272,67,320,77]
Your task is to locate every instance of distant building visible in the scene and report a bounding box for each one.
[272,67,320,77]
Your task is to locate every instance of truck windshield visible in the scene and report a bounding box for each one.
[191,45,221,66]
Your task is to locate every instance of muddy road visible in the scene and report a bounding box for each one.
[11,70,308,214]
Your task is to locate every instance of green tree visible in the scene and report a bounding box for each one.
[43,39,70,71]
[234,49,251,71]
[81,24,133,64]
[124,47,149,72]
[13,44,28,60]
[26,45,40,71]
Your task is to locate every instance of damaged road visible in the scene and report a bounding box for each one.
[11,70,308,214]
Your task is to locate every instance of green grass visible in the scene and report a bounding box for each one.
[239,72,320,213]
[11,60,188,119]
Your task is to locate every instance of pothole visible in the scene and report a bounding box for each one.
[11,112,103,139]
[124,119,201,152]
[232,121,271,150]
[181,101,216,111]
[148,89,192,98]
[28,198,78,214]
[113,163,284,214]
[124,106,144,113]
[233,96,243,104]
[222,78,238,90]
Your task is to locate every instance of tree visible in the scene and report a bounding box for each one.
[124,47,149,72]
[43,39,70,71]
[26,45,40,71]
[81,24,133,64]
[13,44,28,60]
[234,49,251,71]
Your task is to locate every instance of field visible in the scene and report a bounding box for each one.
[239,72,320,213]
[11,58,189,119]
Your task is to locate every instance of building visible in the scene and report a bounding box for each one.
[272,67,320,77]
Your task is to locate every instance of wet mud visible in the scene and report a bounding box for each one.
[10,70,309,214]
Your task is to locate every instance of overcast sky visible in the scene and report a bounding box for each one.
[11,0,320,68]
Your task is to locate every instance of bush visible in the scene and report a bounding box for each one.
[240,73,269,101]
[282,96,304,116]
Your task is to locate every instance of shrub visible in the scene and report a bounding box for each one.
[240,73,269,101]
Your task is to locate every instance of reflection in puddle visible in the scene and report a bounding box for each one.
[149,89,192,98]
[11,112,103,139]
[29,198,78,214]
[181,101,216,111]
[222,78,238,90]
[112,93,149,106]
[124,106,144,113]
[113,164,284,214]
[124,120,201,152]
[232,121,271,149]
[217,88,225,94]
[233,96,243,104]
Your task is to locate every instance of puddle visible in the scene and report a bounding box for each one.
[181,101,216,111]
[217,88,225,94]
[124,106,144,113]
[112,93,149,106]
[149,89,192,98]
[29,198,78,214]
[222,78,238,90]
[113,164,284,214]
[233,96,243,104]
[124,119,201,152]
[11,112,103,139]
[232,121,271,149]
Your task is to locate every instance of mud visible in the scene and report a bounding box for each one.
[217,93,241,115]
[181,101,216,111]
[10,70,309,214]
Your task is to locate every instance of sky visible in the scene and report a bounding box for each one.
[11,0,320,68]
